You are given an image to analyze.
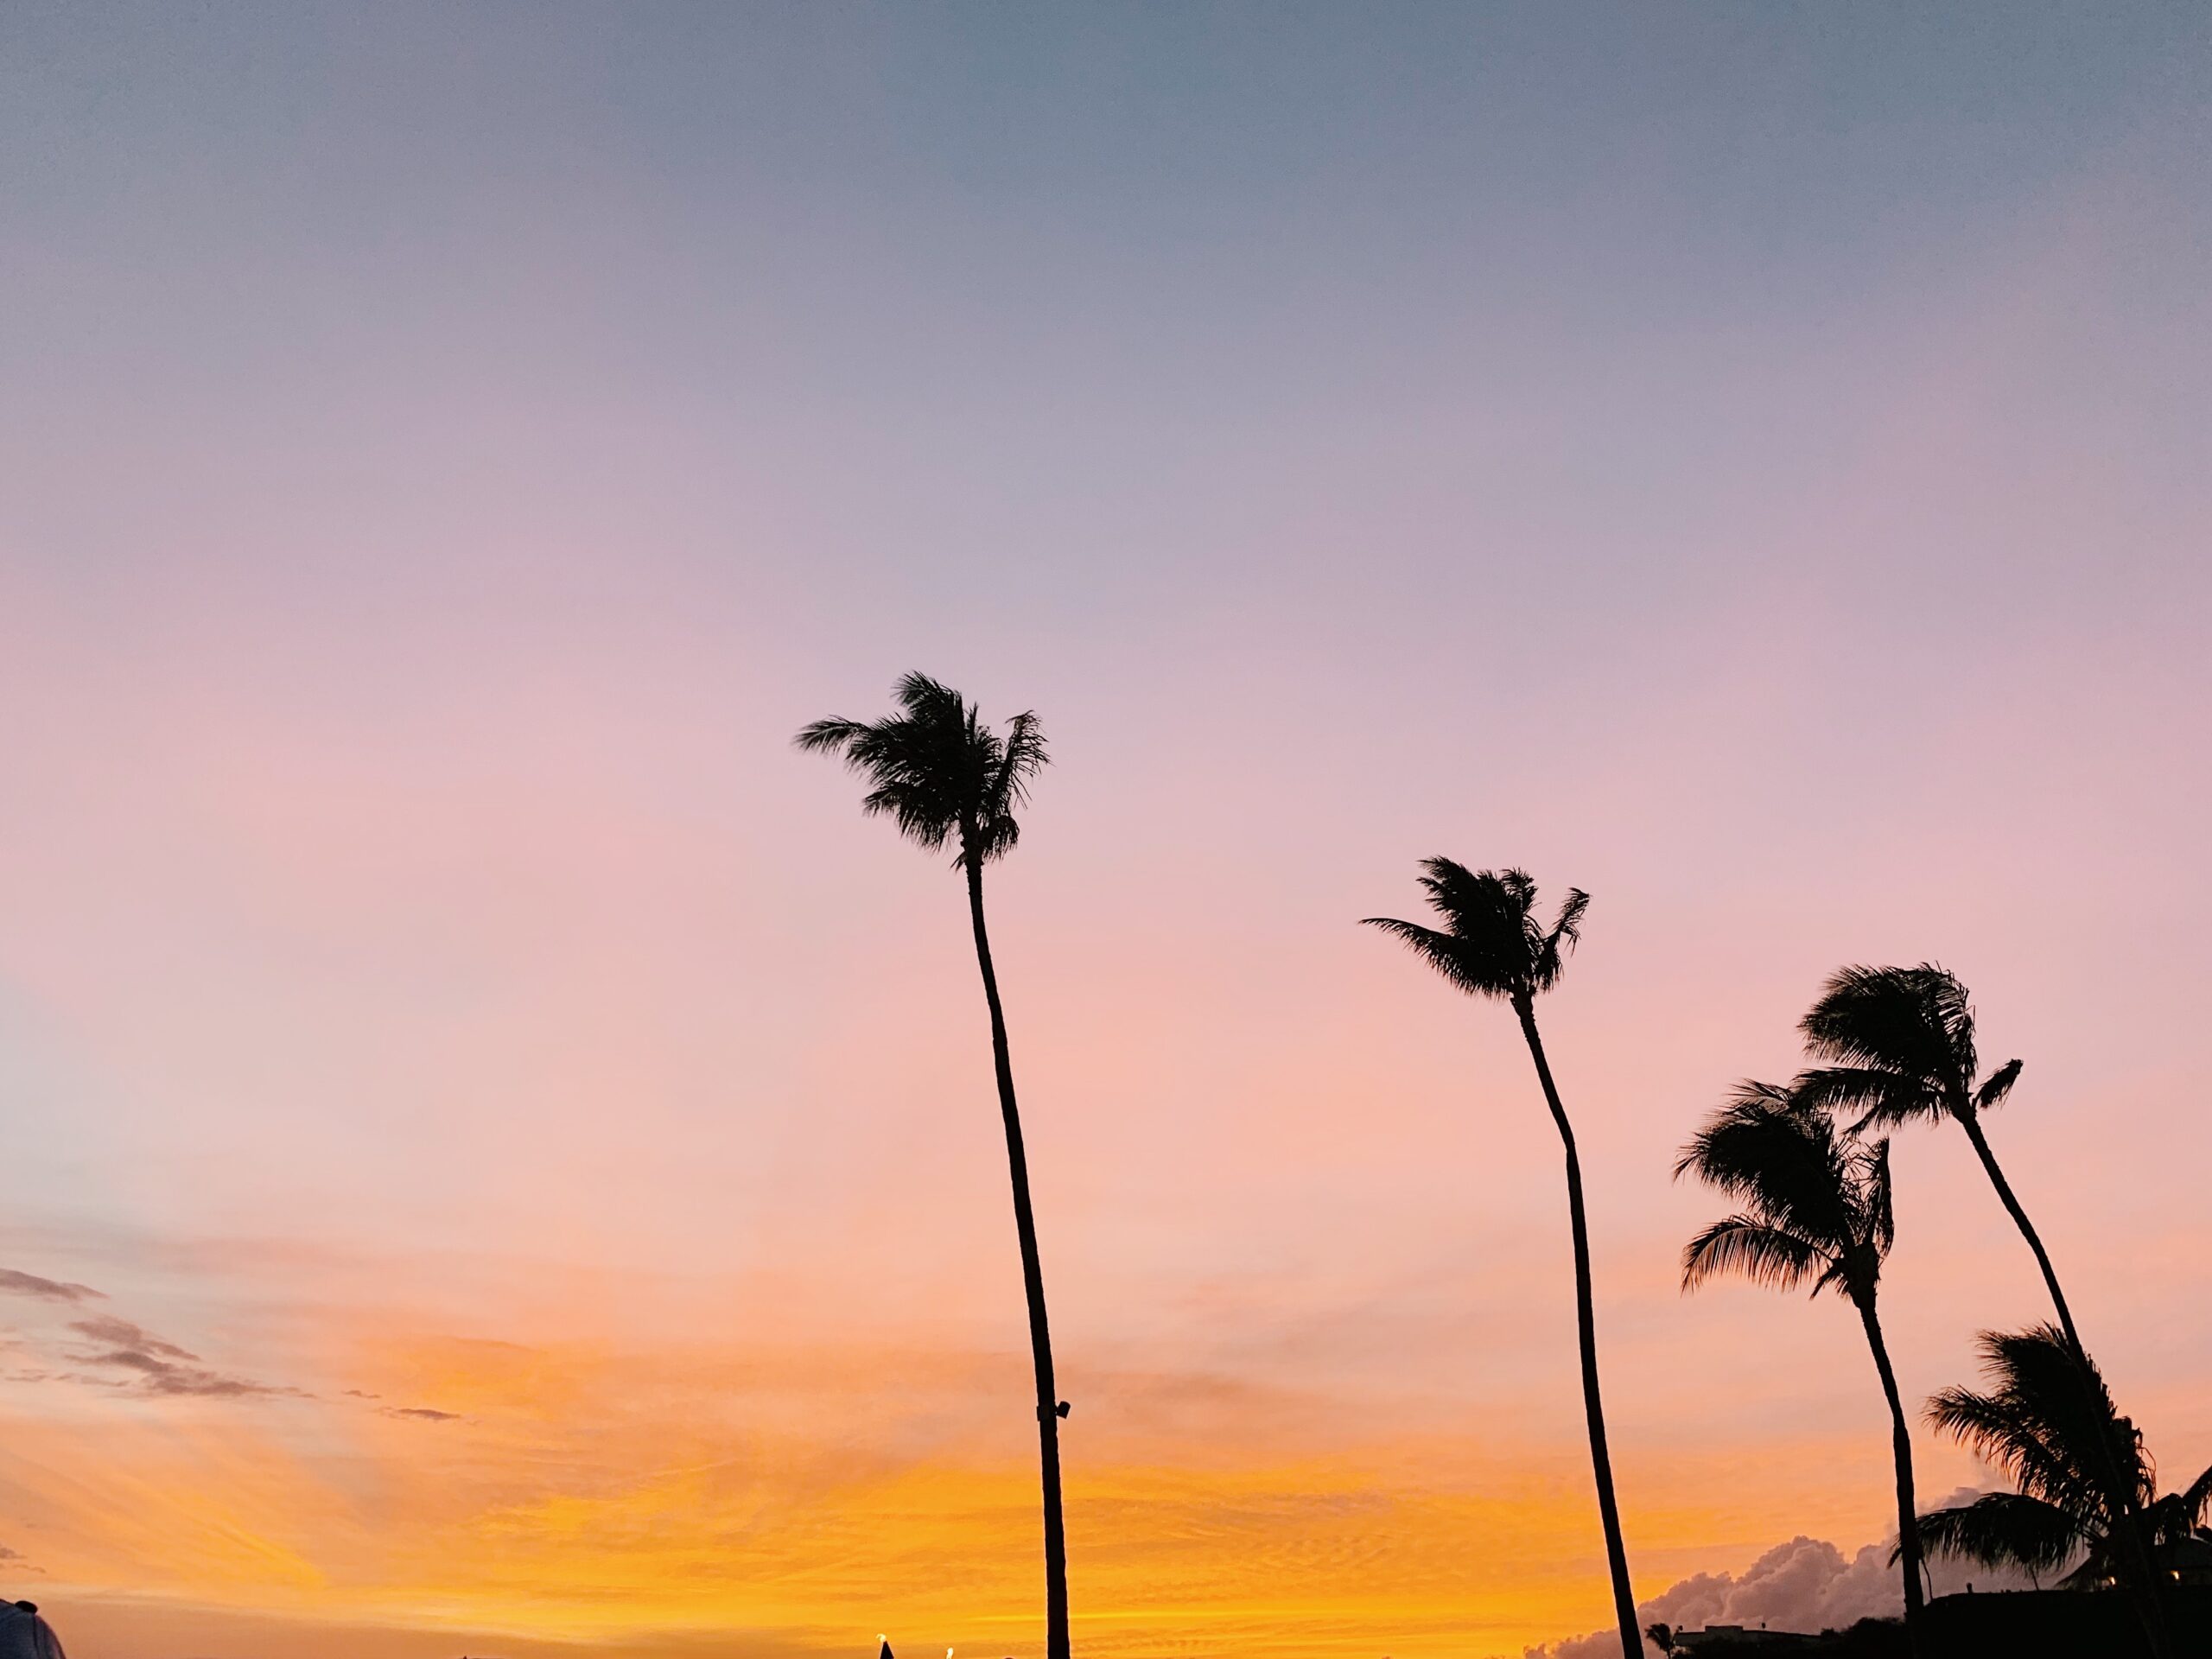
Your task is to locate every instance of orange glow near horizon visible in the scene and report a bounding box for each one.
[0,1314,1944,1659]
[0,1255,2188,1658]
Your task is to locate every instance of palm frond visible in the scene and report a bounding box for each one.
[1801,964,1978,1107]
[796,675,1046,865]
[1922,1323,2202,1595]
[1975,1057,2024,1112]
[1791,1065,1946,1132]
[1926,1325,2145,1529]
[1863,1138,1897,1257]
[1367,861,1586,1001]
[792,715,869,754]
[2177,1461,2212,1529]
[1926,1382,2107,1524]
[1533,887,1590,991]
[1681,1216,1828,1294]
[1360,915,1503,1001]
[1676,1084,1862,1263]
[1915,1491,2086,1575]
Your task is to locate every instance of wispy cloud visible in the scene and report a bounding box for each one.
[0,1269,105,1305]
[61,1316,296,1401]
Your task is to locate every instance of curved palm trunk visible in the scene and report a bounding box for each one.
[1954,1112,2171,1658]
[1515,1001,1641,1659]
[964,855,1071,1659]
[1955,1110,2083,1358]
[1852,1289,1924,1652]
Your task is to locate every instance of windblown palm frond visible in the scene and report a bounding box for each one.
[1681,1216,1827,1294]
[1789,1065,1942,1128]
[1975,1057,2024,1112]
[1916,1323,2198,1600]
[1797,964,2022,1130]
[1675,1084,1888,1301]
[1927,1325,2151,1520]
[1361,861,1587,1002]
[2144,1465,2212,1552]
[796,673,1047,866]
[2175,1461,2212,1531]
[1912,1491,2087,1577]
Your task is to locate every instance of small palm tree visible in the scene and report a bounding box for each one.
[1917,1325,2210,1656]
[798,674,1070,1659]
[1675,1084,1926,1644]
[1645,1622,1676,1654]
[1363,863,1639,1659]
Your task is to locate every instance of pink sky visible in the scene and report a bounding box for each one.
[1,6,2208,1656]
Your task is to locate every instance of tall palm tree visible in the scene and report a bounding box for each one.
[1794,965,2080,1357]
[797,673,1071,1659]
[1363,862,1639,1659]
[1675,1084,1926,1645]
[1917,1325,2209,1656]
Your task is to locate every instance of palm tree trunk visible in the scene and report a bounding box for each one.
[965,855,1071,1659]
[1515,1000,1641,1659]
[1853,1288,1924,1650]
[1955,1111,2171,1659]
[1955,1109,2082,1358]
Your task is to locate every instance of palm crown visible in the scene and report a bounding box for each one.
[1917,1325,2212,1585]
[1676,1084,1896,1301]
[1795,963,2023,1131]
[1362,861,1588,1006]
[795,672,1047,866]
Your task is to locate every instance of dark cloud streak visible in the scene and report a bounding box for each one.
[0,1269,104,1305]
[60,1315,297,1400]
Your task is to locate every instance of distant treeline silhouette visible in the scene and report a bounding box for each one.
[800,676,2209,1659]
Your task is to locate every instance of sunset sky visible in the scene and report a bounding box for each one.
[3,4,2209,1656]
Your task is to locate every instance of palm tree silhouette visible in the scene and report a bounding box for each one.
[1790,963,2169,1639]
[1363,862,1639,1659]
[1675,1084,1926,1646]
[1916,1325,2210,1656]
[798,674,1071,1659]
[1794,966,2079,1357]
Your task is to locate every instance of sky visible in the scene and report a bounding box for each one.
[2,3,2209,1656]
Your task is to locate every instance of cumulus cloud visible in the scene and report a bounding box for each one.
[1523,1494,2037,1658]
[0,1269,104,1305]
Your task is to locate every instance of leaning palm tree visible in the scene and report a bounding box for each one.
[1363,863,1639,1659]
[1795,965,2082,1358]
[798,674,1071,1659]
[1917,1325,2209,1657]
[1675,1084,1926,1646]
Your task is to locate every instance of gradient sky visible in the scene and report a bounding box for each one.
[3,4,2209,1656]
